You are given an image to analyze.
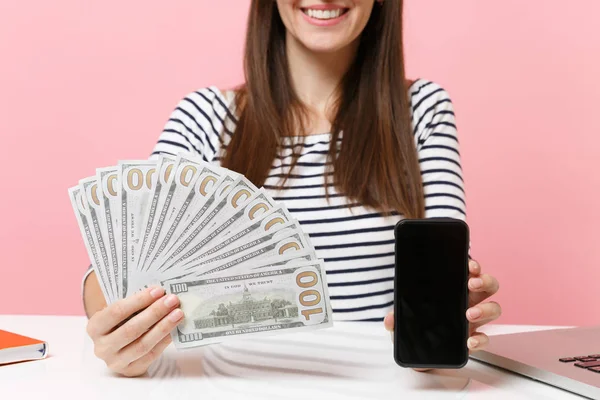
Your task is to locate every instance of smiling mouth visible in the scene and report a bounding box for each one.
[300,7,350,20]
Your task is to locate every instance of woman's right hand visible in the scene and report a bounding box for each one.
[85,286,184,377]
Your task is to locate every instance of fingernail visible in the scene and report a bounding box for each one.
[164,294,179,308]
[168,308,183,323]
[150,287,164,299]
[468,337,479,348]
[468,307,482,319]
[470,278,483,289]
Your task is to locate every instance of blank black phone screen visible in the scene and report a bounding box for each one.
[394,219,469,367]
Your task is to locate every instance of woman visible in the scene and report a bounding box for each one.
[83,0,501,377]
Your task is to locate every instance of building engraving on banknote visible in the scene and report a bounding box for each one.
[194,283,299,328]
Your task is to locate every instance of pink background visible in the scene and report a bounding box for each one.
[0,1,598,326]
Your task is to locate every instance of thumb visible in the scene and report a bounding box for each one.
[384,311,394,331]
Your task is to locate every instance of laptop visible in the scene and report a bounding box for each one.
[470,326,600,399]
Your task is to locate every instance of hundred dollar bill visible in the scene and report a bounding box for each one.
[164,189,279,270]
[141,156,226,272]
[178,219,302,273]
[80,177,116,300]
[154,174,238,267]
[159,248,318,288]
[157,176,258,271]
[120,160,158,297]
[170,175,247,244]
[167,260,333,348]
[185,229,313,277]
[97,167,122,298]
[220,248,318,274]
[68,186,114,303]
[135,155,178,271]
[177,206,295,267]
[247,249,318,270]
[180,172,238,226]
[204,189,278,241]
[152,174,236,270]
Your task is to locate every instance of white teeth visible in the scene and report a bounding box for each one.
[305,8,343,20]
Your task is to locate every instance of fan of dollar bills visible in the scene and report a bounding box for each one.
[69,153,333,348]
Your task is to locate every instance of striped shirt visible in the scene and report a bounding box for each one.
[152,79,466,322]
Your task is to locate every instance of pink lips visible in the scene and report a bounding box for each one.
[300,7,350,27]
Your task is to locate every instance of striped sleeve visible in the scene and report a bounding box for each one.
[412,82,466,221]
[151,88,226,161]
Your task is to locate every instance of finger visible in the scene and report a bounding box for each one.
[113,293,181,349]
[468,259,481,277]
[119,308,183,364]
[468,273,499,294]
[468,274,500,307]
[466,301,502,326]
[384,311,394,332]
[87,286,166,338]
[467,331,489,352]
[121,334,173,378]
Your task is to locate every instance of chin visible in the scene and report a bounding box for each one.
[298,37,350,54]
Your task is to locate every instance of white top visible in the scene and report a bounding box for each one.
[151,79,466,321]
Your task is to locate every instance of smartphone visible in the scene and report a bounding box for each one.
[393,218,470,369]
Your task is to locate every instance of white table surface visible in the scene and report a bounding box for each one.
[0,315,585,400]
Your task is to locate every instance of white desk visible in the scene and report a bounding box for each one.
[0,315,584,400]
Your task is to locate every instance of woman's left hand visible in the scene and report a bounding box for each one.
[383,259,501,358]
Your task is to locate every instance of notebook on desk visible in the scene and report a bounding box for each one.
[470,326,600,399]
[0,329,48,365]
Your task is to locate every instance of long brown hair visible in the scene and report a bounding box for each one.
[221,0,425,218]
